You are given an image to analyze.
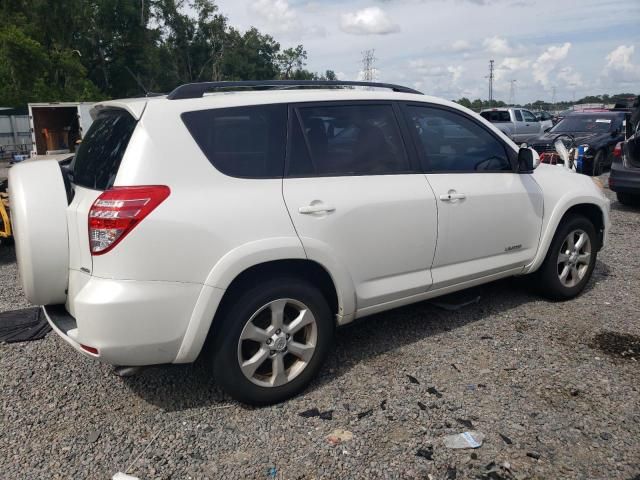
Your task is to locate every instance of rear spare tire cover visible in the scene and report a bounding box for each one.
[9,160,69,305]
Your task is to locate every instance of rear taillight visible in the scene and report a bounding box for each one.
[89,185,170,255]
[613,142,623,158]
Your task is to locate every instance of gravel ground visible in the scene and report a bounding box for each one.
[1,174,639,480]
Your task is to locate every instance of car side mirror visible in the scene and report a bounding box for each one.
[518,147,540,172]
[544,127,551,133]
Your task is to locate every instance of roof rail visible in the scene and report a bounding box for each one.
[166,80,422,100]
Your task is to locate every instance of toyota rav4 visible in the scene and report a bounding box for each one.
[9,80,610,405]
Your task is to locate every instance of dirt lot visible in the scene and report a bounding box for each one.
[1,175,639,480]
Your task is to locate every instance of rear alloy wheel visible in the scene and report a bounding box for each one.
[534,215,598,300]
[238,298,317,388]
[212,278,334,405]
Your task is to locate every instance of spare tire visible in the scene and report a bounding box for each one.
[9,160,70,305]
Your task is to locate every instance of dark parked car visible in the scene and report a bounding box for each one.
[609,122,640,206]
[529,112,628,176]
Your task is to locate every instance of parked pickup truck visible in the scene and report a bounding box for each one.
[480,108,553,143]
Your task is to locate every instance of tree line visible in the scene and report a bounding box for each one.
[0,0,336,107]
[455,93,637,112]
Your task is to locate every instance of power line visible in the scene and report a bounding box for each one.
[488,59,495,104]
[361,49,377,82]
[509,79,517,106]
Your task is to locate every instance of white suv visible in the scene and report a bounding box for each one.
[9,81,610,405]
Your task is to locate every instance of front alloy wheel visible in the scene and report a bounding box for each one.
[557,229,591,288]
[238,299,317,387]
[534,214,598,300]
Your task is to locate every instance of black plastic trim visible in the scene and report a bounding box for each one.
[167,80,423,100]
[43,305,77,335]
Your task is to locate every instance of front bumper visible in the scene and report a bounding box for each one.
[609,160,640,194]
[44,271,203,366]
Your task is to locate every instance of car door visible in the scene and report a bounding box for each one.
[402,103,544,289]
[282,102,438,311]
[521,109,541,138]
[511,109,526,143]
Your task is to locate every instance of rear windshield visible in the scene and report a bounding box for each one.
[550,115,620,134]
[71,109,137,190]
[480,111,510,122]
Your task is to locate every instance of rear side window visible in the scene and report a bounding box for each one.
[514,110,523,121]
[182,104,287,178]
[287,104,410,176]
[480,111,510,122]
[71,109,137,190]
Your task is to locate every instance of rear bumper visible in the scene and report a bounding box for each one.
[45,272,204,366]
[609,161,640,194]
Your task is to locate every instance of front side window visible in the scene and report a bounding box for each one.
[287,104,410,176]
[182,104,287,178]
[522,110,537,122]
[406,105,512,172]
[514,110,523,121]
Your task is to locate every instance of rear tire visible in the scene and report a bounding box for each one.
[534,215,597,300]
[616,192,640,207]
[211,277,334,405]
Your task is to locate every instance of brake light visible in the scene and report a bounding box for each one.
[613,142,623,158]
[89,186,170,255]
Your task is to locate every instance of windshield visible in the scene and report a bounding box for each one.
[550,115,617,133]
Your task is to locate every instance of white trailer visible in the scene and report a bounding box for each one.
[28,102,95,158]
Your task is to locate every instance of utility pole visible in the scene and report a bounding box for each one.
[488,60,495,105]
[361,49,377,82]
[509,79,517,106]
[551,86,556,110]
[141,0,145,26]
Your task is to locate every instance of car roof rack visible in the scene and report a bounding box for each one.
[166,80,422,100]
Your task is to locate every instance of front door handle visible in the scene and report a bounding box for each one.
[439,192,466,201]
[299,203,336,214]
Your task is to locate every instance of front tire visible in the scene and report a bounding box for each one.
[534,215,598,300]
[211,277,334,405]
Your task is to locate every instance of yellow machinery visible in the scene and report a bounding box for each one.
[0,184,11,242]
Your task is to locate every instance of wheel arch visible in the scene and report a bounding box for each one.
[174,249,354,363]
[525,199,607,274]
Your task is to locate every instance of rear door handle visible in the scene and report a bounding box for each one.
[299,203,336,214]
[439,193,466,201]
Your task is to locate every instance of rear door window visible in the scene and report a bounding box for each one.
[71,109,137,190]
[514,110,523,121]
[182,104,287,178]
[480,111,510,122]
[287,103,410,176]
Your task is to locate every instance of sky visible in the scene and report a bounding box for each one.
[206,0,640,104]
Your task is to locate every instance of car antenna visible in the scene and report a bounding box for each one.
[124,66,163,97]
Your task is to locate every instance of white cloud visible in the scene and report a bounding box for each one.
[483,36,511,55]
[250,0,297,33]
[557,66,583,87]
[605,45,640,81]
[450,39,471,53]
[248,0,326,37]
[495,56,531,81]
[532,42,571,88]
[340,7,401,35]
